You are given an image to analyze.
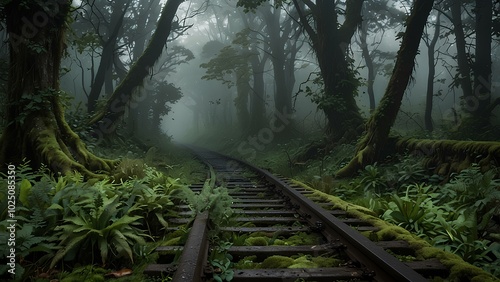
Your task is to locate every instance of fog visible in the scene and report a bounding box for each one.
[56,0,500,147]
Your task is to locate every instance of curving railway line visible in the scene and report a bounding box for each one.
[144,147,449,281]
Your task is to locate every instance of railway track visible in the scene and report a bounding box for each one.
[144,147,449,281]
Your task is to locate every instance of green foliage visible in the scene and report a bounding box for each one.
[26,41,47,54]
[15,88,71,124]
[236,0,268,12]
[173,180,234,227]
[443,165,500,215]
[200,31,253,88]
[50,186,147,267]
[0,160,184,279]
[376,166,500,276]
[382,184,441,236]
[390,157,427,185]
[434,213,493,265]
[209,236,234,282]
[112,158,147,180]
[359,164,388,193]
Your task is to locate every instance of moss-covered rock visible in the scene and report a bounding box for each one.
[284,232,320,246]
[244,236,269,246]
[260,255,294,268]
[289,256,317,268]
[312,256,343,267]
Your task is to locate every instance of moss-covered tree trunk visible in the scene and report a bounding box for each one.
[318,0,364,141]
[0,0,115,177]
[336,0,435,178]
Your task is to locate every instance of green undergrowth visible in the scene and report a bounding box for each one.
[238,138,500,279]
[0,141,204,281]
[291,179,500,282]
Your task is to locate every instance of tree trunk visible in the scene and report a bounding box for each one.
[234,68,251,130]
[359,21,376,112]
[336,0,435,178]
[470,0,492,124]
[450,1,473,102]
[249,51,268,134]
[291,0,364,142]
[0,1,115,177]
[87,0,130,113]
[263,6,293,115]
[89,0,184,127]
[315,0,365,141]
[424,12,441,132]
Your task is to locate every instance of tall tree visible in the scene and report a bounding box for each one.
[356,0,404,112]
[0,0,114,176]
[200,40,254,130]
[447,0,498,132]
[86,0,131,113]
[337,0,435,177]
[259,3,302,116]
[239,0,366,140]
[423,11,441,131]
[471,0,492,126]
[88,0,184,127]
[289,0,365,141]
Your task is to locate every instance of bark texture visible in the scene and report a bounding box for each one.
[0,0,115,177]
[292,0,365,141]
[336,0,435,178]
[89,0,184,126]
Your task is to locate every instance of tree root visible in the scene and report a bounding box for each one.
[23,115,116,179]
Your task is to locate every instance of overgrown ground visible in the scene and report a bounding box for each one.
[0,131,206,281]
[216,135,500,280]
[1,115,499,281]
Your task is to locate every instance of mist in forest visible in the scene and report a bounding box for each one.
[1,0,499,165]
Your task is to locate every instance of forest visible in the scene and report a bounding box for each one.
[0,0,499,281]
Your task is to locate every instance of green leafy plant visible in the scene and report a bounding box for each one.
[382,184,441,236]
[443,165,500,216]
[434,211,497,266]
[392,157,427,185]
[359,164,388,194]
[173,180,234,227]
[51,188,147,267]
[209,236,234,282]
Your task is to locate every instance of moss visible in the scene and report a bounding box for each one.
[312,256,342,267]
[234,256,259,269]
[272,239,287,245]
[289,256,317,268]
[260,255,294,268]
[112,158,146,180]
[244,236,268,246]
[290,179,500,282]
[284,232,321,246]
[395,138,500,176]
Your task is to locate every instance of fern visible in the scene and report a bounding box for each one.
[173,180,234,227]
